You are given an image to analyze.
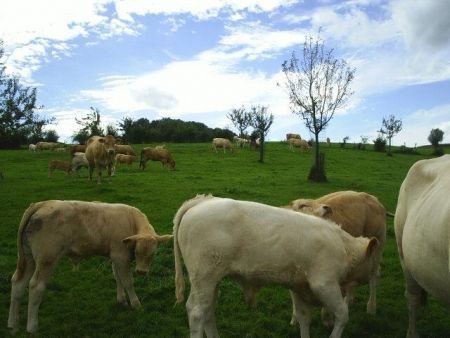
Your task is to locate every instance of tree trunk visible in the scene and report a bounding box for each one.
[308,132,327,182]
[259,135,265,163]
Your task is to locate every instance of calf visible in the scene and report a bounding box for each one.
[71,152,89,176]
[115,154,136,170]
[174,195,379,338]
[8,200,173,333]
[115,144,136,156]
[48,160,72,177]
[140,146,175,170]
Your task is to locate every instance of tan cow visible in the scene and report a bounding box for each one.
[115,144,136,156]
[36,142,60,151]
[48,160,72,177]
[115,154,136,169]
[140,146,175,170]
[395,155,450,337]
[70,144,86,157]
[286,133,301,141]
[85,135,117,184]
[212,137,233,153]
[288,191,386,318]
[288,138,310,151]
[174,195,379,338]
[7,200,173,333]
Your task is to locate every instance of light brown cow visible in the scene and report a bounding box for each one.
[212,137,233,153]
[48,160,72,177]
[85,135,117,184]
[286,133,301,141]
[70,144,86,157]
[7,200,173,333]
[288,138,310,151]
[115,144,136,156]
[288,191,386,319]
[140,146,175,170]
[115,154,136,169]
[36,142,60,151]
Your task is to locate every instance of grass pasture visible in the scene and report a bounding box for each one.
[0,142,449,337]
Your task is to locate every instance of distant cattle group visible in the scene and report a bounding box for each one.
[9,137,448,337]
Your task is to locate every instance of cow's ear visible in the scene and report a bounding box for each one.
[155,234,173,242]
[98,138,105,143]
[366,237,379,257]
[322,205,332,216]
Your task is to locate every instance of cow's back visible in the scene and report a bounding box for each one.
[395,155,450,303]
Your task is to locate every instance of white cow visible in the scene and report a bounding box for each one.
[174,195,379,338]
[28,144,36,152]
[8,200,173,333]
[212,138,233,153]
[395,154,450,338]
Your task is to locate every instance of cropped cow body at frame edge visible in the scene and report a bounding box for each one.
[174,195,379,338]
[395,154,450,337]
[8,200,173,334]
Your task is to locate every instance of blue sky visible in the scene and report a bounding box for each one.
[1,0,449,146]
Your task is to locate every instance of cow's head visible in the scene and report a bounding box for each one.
[99,135,116,156]
[123,233,173,273]
[289,199,333,218]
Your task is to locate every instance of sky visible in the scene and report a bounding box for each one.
[1,0,449,146]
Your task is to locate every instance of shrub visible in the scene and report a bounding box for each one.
[373,137,386,152]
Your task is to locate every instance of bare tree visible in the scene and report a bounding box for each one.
[280,34,355,181]
[249,105,274,163]
[379,114,402,156]
[227,106,251,139]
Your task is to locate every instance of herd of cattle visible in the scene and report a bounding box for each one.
[7,137,449,337]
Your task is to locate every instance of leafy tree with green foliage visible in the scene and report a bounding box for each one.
[249,105,273,163]
[227,106,251,138]
[44,129,59,142]
[0,40,51,148]
[379,114,402,156]
[281,34,355,181]
[72,106,104,143]
[428,128,444,156]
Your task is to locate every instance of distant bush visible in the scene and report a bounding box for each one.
[373,137,386,152]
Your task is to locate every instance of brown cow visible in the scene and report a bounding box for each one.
[115,144,136,156]
[7,200,173,333]
[48,160,72,177]
[115,154,136,169]
[288,138,310,151]
[288,191,386,320]
[85,135,117,184]
[70,144,86,157]
[140,146,175,170]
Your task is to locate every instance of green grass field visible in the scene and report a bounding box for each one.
[0,142,449,337]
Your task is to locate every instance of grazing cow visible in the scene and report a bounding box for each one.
[394,155,450,338]
[174,195,379,338]
[288,138,310,151]
[28,144,36,152]
[115,154,136,169]
[140,146,175,170]
[70,144,86,157]
[115,144,136,156]
[212,138,233,153]
[288,191,386,321]
[7,200,173,334]
[48,160,72,177]
[85,135,117,184]
[71,152,89,176]
[233,136,249,148]
[286,133,301,141]
[36,142,60,151]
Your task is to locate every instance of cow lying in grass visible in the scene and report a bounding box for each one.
[174,195,379,338]
[48,160,72,177]
[8,200,173,334]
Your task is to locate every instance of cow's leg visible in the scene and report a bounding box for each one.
[8,257,36,332]
[290,290,312,338]
[310,279,348,338]
[26,259,58,333]
[111,258,141,309]
[88,164,94,181]
[186,279,219,338]
[366,270,377,314]
[403,268,424,338]
[112,263,127,306]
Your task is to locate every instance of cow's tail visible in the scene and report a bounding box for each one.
[174,194,214,304]
[15,202,43,280]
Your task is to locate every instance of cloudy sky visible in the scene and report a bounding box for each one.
[1,0,449,146]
